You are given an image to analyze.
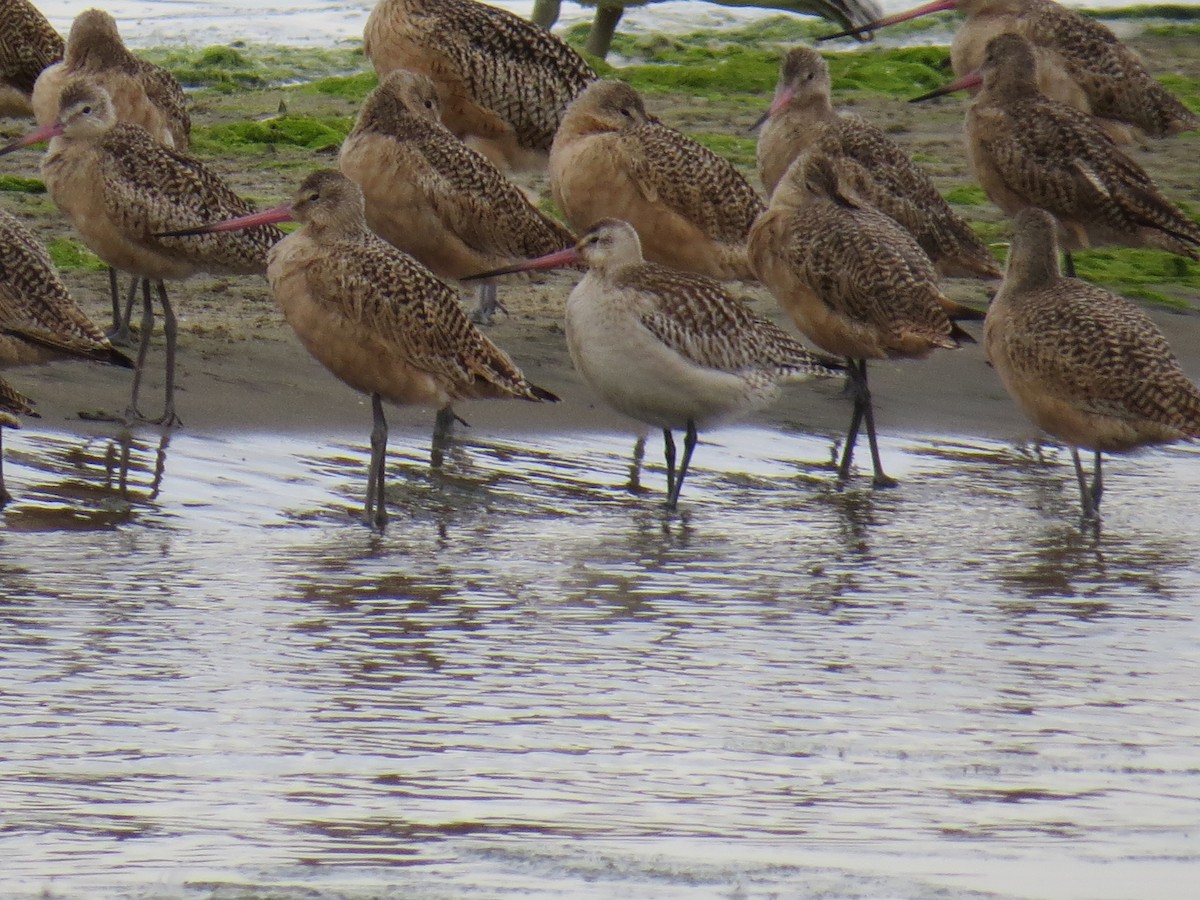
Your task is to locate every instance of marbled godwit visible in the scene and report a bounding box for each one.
[363,0,595,172]
[0,206,133,504]
[821,0,1199,140]
[338,69,575,323]
[0,77,282,426]
[551,79,766,282]
[31,8,192,341]
[467,218,844,509]
[161,169,559,528]
[913,34,1200,270]
[749,153,983,486]
[530,0,882,59]
[987,208,1200,518]
[0,0,62,118]
[756,46,1000,279]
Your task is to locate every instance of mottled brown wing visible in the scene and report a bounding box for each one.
[1024,3,1198,137]
[625,122,766,242]
[0,0,63,96]
[621,263,836,377]
[0,374,35,420]
[433,0,595,152]
[416,129,575,258]
[828,116,999,275]
[782,200,952,340]
[133,58,191,148]
[1005,282,1200,433]
[100,125,281,272]
[0,210,110,348]
[305,236,542,400]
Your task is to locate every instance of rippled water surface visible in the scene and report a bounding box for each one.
[2,423,1199,898]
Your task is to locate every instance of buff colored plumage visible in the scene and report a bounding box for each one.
[986,208,1200,517]
[3,77,282,425]
[0,206,132,504]
[946,34,1200,260]
[758,47,1000,279]
[162,170,557,527]
[551,79,766,281]
[338,70,575,321]
[0,0,62,117]
[363,0,595,171]
[823,0,1199,140]
[32,9,189,149]
[750,153,982,486]
[465,218,842,508]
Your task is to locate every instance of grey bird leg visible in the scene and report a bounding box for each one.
[151,281,181,427]
[0,428,10,507]
[1091,450,1104,512]
[667,419,698,510]
[431,404,460,469]
[124,279,156,422]
[104,268,138,346]
[1072,448,1098,519]
[529,0,561,27]
[859,360,897,488]
[366,392,389,529]
[585,3,624,58]
[625,434,646,493]
[1063,251,1077,278]
[838,358,866,481]
[662,428,677,502]
[471,281,506,325]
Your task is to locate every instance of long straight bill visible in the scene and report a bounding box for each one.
[156,203,295,238]
[462,246,582,282]
[818,0,958,41]
[909,69,982,103]
[0,122,64,156]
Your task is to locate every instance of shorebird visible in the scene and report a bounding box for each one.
[161,169,559,528]
[0,0,62,118]
[31,8,192,341]
[756,46,1000,279]
[551,79,766,281]
[0,206,133,504]
[820,0,1199,140]
[364,0,595,171]
[0,76,282,427]
[467,219,844,509]
[987,208,1200,518]
[749,153,983,486]
[338,69,575,323]
[529,0,883,59]
[912,33,1200,272]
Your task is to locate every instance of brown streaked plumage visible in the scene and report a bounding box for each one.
[0,0,62,117]
[822,0,1199,141]
[363,0,595,171]
[749,152,983,486]
[939,34,1200,261]
[163,169,558,528]
[465,218,842,508]
[32,9,189,149]
[4,77,282,426]
[31,9,191,342]
[0,206,133,505]
[758,46,1000,279]
[986,208,1200,518]
[551,79,766,282]
[338,69,575,322]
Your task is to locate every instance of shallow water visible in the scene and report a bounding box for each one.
[2,422,1199,898]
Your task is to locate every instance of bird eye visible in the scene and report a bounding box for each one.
[82,105,93,114]
[619,107,633,118]
[424,99,434,109]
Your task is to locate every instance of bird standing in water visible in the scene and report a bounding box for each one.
[160,169,559,529]
[468,218,844,509]
[986,208,1200,519]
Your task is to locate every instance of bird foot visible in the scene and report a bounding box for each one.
[872,474,899,489]
[470,298,509,325]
